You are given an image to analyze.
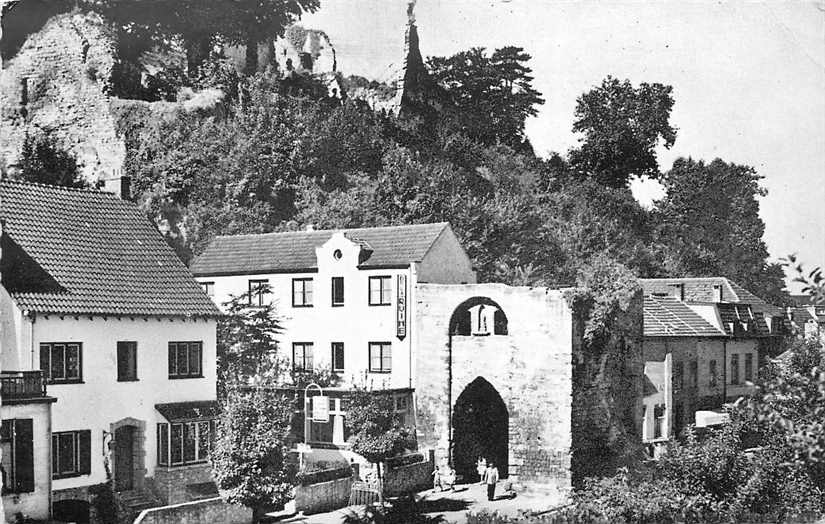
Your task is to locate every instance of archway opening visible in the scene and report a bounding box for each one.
[452,377,508,481]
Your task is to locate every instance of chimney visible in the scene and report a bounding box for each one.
[670,283,684,301]
[99,169,131,200]
[713,284,723,302]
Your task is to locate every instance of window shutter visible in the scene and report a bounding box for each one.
[79,430,91,475]
[14,419,34,493]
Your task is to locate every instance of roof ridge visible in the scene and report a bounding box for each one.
[212,221,449,240]
[0,178,114,196]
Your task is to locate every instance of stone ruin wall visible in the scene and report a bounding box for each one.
[0,11,126,185]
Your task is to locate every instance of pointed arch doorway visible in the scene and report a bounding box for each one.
[452,377,508,480]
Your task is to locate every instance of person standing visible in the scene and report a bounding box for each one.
[485,461,499,501]
[476,457,487,484]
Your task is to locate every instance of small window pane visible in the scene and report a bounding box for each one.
[170,424,183,464]
[189,344,201,376]
[158,423,169,466]
[168,344,177,376]
[51,344,65,380]
[178,343,189,375]
[183,423,197,463]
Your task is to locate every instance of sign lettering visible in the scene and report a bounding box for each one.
[397,274,407,340]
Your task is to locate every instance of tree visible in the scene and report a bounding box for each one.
[212,386,297,522]
[654,157,789,305]
[16,133,88,188]
[217,285,282,388]
[426,46,544,152]
[569,76,676,188]
[345,388,415,479]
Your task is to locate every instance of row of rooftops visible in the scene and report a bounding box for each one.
[0,180,797,335]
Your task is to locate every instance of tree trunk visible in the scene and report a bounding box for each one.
[252,505,263,523]
[245,35,259,75]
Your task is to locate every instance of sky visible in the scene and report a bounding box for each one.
[303,1,825,292]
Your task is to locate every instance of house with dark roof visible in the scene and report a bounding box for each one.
[786,295,825,344]
[639,278,785,447]
[190,222,476,449]
[0,181,221,522]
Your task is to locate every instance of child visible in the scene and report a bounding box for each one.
[476,457,487,484]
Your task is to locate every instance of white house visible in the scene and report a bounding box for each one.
[190,222,476,447]
[0,180,221,522]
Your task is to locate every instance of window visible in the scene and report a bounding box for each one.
[40,343,82,384]
[730,353,739,385]
[117,341,138,381]
[673,361,683,391]
[1,419,34,493]
[331,342,345,373]
[293,342,314,372]
[709,360,718,388]
[200,281,214,297]
[369,342,392,373]
[248,279,268,307]
[51,430,91,479]
[744,353,753,382]
[690,360,698,388]
[368,276,392,306]
[292,278,314,307]
[168,342,203,379]
[157,421,213,466]
[331,277,345,306]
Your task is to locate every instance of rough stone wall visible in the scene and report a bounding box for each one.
[151,463,214,505]
[0,11,126,183]
[134,496,251,524]
[570,291,644,485]
[413,283,573,492]
[382,450,434,496]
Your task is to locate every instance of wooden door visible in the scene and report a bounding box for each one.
[114,426,134,491]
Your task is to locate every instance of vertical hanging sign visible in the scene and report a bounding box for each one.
[397,274,407,340]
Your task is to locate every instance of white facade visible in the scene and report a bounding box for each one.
[0,284,217,512]
[198,230,476,391]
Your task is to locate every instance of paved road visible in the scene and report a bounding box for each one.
[275,482,567,524]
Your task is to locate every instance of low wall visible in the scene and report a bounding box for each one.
[134,496,251,524]
[383,450,434,496]
[294,476,353,515]
[152,463,214,504]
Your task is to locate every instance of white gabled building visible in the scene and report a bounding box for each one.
[190,222,476,446]
[0,181,222,522]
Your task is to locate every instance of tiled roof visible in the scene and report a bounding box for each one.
[0,180,220,317]
[643,295,726,337]
[190,222,450,276]
[639,277,780,314]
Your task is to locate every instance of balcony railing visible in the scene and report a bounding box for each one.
[0,371,47,400]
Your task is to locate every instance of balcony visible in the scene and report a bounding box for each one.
[1,371,48,403]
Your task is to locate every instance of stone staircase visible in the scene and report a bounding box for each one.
[116,489,162,520]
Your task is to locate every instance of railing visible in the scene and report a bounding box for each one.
[0,370,47,400]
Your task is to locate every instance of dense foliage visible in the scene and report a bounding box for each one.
[121,59,788,305]
[654,157,788,304]
[345,388,416,477]
[212,386,297,522]
[15,133,88,188]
